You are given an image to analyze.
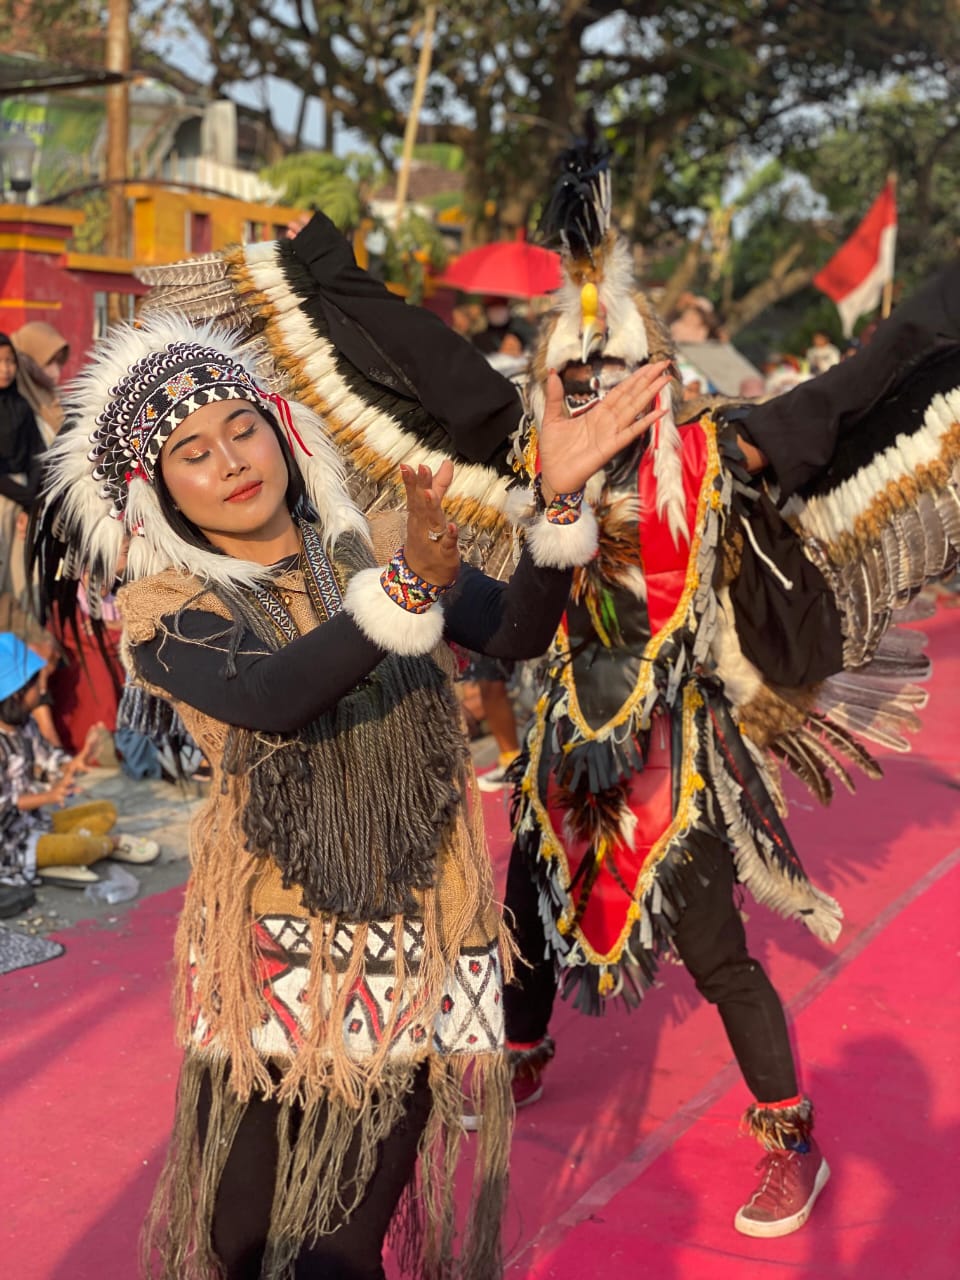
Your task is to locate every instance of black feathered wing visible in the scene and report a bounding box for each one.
[719,352,959,807]
[136,221,527,574]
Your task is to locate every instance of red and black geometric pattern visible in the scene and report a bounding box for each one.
[199,915,505,1061]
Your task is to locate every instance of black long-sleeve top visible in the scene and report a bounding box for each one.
[133,547,570,735]
[0,381,45,508]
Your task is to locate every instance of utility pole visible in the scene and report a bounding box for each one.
[881,170,898,320]
[393,4,437,229]
[105,0,130,324]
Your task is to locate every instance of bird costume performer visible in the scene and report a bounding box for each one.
[30,213,670,1280]
[127,174,960,1245]
[493,142,960,1238]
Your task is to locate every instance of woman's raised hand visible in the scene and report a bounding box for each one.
[538,360,673,500]
[400,461,460,586]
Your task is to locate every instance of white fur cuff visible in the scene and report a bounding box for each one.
[343,566,445,655]
[524,503,599,569]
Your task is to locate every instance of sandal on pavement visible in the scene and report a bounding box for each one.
[111,834,161,864]
[37,865,101,888]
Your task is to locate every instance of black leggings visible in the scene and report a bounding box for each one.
[196,1064,432,1280]
[503,837,799,1104]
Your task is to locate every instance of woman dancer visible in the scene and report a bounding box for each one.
[31,313,669,1280]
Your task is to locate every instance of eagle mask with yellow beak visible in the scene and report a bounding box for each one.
[525,123,690,548]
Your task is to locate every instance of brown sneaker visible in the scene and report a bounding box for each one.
[734,1138,830,1238]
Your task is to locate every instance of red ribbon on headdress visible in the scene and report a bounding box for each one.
[259,390,313,457]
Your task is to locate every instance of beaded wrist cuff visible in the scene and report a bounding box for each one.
[533,473,584,525]
[381,547,453,614]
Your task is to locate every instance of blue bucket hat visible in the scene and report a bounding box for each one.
[0,633,45,701]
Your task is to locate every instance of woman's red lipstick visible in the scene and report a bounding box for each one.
[226,481,262,502]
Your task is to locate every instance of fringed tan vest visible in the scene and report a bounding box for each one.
[118,522,512,1280]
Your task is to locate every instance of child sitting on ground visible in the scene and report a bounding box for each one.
[0,632,158,889]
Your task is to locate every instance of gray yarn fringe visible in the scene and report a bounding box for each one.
[216,530,468,919]
[224,650,466,917]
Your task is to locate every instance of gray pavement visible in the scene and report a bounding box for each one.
[6,732,501,940]
[8,766,202,938]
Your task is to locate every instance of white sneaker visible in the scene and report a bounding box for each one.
[113,835,161,864]
[476,764,512,793]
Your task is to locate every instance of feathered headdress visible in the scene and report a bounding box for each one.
[530,117,689,545]
[32,314,365,628]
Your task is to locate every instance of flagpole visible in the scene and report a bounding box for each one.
[881,171,898,320]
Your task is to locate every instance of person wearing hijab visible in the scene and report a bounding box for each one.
[11,321,69,445]
[0,334,46,601]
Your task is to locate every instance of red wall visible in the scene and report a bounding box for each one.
[1,240,144,378]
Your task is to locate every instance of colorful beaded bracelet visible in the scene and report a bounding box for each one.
[533,473,585,526]
[381,547,453,614]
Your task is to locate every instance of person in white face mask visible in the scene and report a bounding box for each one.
[472,296,517,355]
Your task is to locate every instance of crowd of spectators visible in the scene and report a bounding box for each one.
[665,290,862,402]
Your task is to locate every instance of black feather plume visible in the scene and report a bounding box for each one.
[538,112,613,258]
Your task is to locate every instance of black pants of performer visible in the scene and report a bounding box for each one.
[197,1064,432,1280]
[503,836,799,1104]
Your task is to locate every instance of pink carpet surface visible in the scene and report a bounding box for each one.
[2,607,958,1279]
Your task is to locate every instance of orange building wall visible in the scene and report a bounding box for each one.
[127,186,305,266]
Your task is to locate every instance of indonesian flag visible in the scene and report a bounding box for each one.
[814,181,897,337]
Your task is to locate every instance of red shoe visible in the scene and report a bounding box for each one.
[734,1138,830,1237]
[461,1036,555,1132]
[510,1040,553,1110]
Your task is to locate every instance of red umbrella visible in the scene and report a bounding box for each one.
[438,234,562,299]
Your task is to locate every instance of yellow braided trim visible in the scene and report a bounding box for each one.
[513,418,539,482]
[522,683,706,968]
[558,417,722,742]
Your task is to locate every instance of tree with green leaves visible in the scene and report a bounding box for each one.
[17,1,957,332]
[262,151,380,230]
[262,147,447,301]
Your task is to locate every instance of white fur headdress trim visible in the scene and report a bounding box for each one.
[530,232,691,548]
[543,240,652,375]
[46,314,366,590]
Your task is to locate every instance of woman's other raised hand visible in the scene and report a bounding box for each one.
[400,461,460,586]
